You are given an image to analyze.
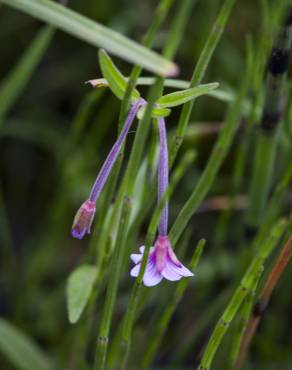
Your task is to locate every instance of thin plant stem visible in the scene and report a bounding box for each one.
[93,2,197,366]
[228,266,263,368]
[140,239,206,369]
[107,152,195,368]
[93,197,132,370]
[251,165,292,248]
[118,0,175,129]
[172,289,231,364]
[169,55,251,246]
[169,0,238,167]
[247,5,292,229]
[120,150,196,369]
[234,234,292,370]
[197,218,286,370]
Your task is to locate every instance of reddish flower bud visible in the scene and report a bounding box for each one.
[71,200,96,239]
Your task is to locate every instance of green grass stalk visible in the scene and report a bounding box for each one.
[0,26,54,123]
[247,6,292,229]
[140,239,206,369]
[197,218,286,370]
[169,0,238,166]
[228,266,263,368]
[169,58,250,246]
[120,150,196,369]
[93,197,132,370]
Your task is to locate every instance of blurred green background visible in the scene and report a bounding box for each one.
[0,1,291,370]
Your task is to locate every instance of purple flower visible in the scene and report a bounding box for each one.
[71,199,96,239]
[130,235,193,286]
[72,98,146,239]
[130,117,193,286]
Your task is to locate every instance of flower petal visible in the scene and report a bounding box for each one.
[130,253,142,264]
[130,263,141,277]
[177,265,194,277]
[139,245,154,254]
[143,258,163,287]
[161,259,182,281]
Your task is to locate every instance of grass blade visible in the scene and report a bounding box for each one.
[0,318,52,370]
[157,82,219,108]
[0,25,54,122]
[98,49,140,101]
[0,0,178,76]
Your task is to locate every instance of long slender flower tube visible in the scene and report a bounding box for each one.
[130,117,193,286]
[72,97,146,239]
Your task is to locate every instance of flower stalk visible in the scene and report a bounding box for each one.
[71,98,146,239]
[130,117,193,286]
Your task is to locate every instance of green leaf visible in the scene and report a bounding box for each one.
[137,105,171,120]
[157,82,219,108]
[98,49,140,101]
[66,264,97,324]
[1,0,178,76]
[0,26,54,123]
[87,78,252,112]
[0,318,52,370]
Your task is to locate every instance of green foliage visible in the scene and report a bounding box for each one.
[0,26,54,121]
[157,82,219,108]
[0,319,52,370]
[98,49,140,102]
[66,265,98,324]
[0,0,177,76]
[1,1,292,370]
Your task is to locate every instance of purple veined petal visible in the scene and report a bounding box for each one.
[143,257,163,286]
[130,253,142,264]
[130,263,141,277]
[161,258,182,281]
[177,264,194,277]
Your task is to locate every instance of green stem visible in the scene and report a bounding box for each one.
[92,2,196,366]
[197,218,286,370]
[121,150,195,369]
[118,0,175,130]
[228,266,263,368]
[172,289,231,364]
[0,25,54,123]
[141,239,206,369]
[247,5,292,229]
[169,61,250,246]
[247,133,277,227]
[169,0,237,167]
[93,197,132,370]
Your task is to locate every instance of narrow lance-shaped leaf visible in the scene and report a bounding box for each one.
[0,318,52,370]
[0,0,178,76]
[157,82,219,108]
[66,264,97,324]
[0,25,54,121]
[98,49,140,101]
[87,77,250,111]
[137,105,171,120]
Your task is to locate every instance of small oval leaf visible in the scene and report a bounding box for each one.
[98,49,140,101]
[66,264,97,324]
[157,82,219,108]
